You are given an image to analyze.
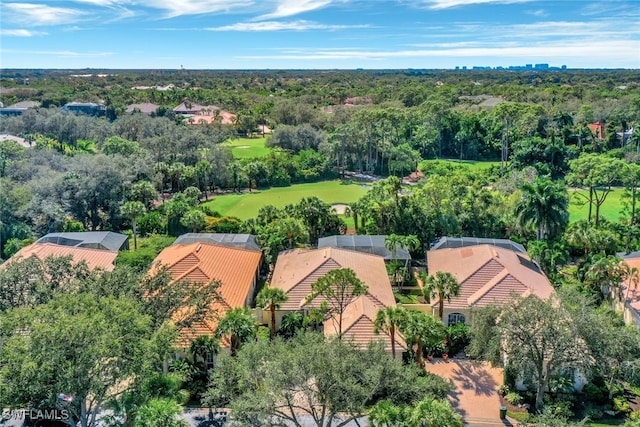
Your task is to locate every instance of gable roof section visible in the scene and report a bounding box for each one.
[151,242,262,347]
[36,232,128,252]
[323,295,407,352]
[152,242,262,309]
[271,247,395,311]
[427,244,553,309]
[125,103,159,114]
[7,243,117,271]
[318,235,411,260]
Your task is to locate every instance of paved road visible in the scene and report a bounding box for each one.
[182,408,369,427]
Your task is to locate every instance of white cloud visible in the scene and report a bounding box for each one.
[526,9,547,17]
[416,0,532,10]
[1,48,113,57]
[207,19,369,31]
[256,0,334,20]
[4,3,86,25]
[141,0,254,17]
[0,29,47,36]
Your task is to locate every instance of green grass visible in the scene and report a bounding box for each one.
[202,180,369,220]
[587,420,625,426]
[420,159,501,171]
[221,137,273,159]
[568,188,626,222]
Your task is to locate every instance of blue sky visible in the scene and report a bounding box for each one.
[1,0,639,69]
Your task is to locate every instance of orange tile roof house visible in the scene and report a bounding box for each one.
[150,239,263,346]
[6,243,118,271]
[125,103,159,114]
[427,243,554,326]
[173,102,237,125]
[270,247,405,352]
[588,121,606,140]
[3,231,129,272]
[618,253,640,328]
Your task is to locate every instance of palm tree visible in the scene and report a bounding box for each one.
[515,177,569,241]
[121,201,146,250]
[373,306,405,359]
[256,287,289,337]
[189,335,219,371]
[136,398,188,427]
[398,310,445,366]
[215,307,256,356]
[420,271,461,321]
[624,265,640,300]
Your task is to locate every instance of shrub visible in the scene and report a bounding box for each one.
[204,216,242,233]
[138,211,167,236]
[546,398,573,418]
[498,384,511,396]
[505,392,523,405]
[613,396,631,413]
[584,382,608,405]
[630,410,640,421]
[446,323,470,355]
[582,403,603,420]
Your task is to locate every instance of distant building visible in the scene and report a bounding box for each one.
[588,121,606,140]
[0,100,40,116]
[0,134,33,149]
[125,103,159,114]
[61,102,106,116]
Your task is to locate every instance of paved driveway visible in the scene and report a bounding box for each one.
[426,358,513,426]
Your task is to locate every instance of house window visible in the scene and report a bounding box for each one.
[206,352,216,368]
[447,313,466,326]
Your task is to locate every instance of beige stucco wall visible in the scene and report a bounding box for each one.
[401,304,471,326]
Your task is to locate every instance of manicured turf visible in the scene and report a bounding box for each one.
[421,159,501,171]
[220,137,273,159]
[568,188,626,222]
[202,180,369,219]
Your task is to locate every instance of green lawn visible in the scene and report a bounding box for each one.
[420,159,501,171]
[202,180,369,220]
[220,137,273,159]
[569,188,625,222]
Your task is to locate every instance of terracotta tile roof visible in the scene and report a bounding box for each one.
[6,243,117,271]
[271,247,396,311]
[324,295,406,352]
[271,247,401,350]
[588,121,606,140]
[622,257,640,318]
[125,103,159,114]
[150,242,262,346]
[184,110,237,125]
[427,244,554,310]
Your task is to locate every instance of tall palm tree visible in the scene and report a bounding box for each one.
[373,306,405,359]
[215,307,256,356]
[256,286,289,337]
[121,201,146,250]
[420,271,461,321]
[515,177,569,241]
